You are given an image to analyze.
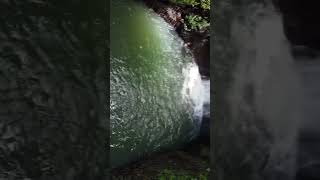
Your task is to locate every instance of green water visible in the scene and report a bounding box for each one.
[110,0,201,167]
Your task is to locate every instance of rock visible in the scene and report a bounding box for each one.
[184,32,210,77]
[199,116,210,141]
[273,0,320,49]
[296,163,320,180]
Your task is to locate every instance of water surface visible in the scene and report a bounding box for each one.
[110,0,203,167]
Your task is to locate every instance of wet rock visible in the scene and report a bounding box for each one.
[273,0,320,50]
[143,0,185,30]
[199,116,209,141]
[291,45,320,59]
[183,32,210,77]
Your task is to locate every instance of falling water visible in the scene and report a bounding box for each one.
[181,63,206,126]
[215,1,303,179]
[201,79,210,118]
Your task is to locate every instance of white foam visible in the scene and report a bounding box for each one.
[181,63,208,123]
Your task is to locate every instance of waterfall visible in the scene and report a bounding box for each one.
[215,2,303,179]
[202,79,210,118]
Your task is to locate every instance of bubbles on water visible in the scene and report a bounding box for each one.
[110,0,204,167]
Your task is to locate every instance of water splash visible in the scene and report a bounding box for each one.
[224,3,303,179]
[201,79,210,118]
[181,62,209,126]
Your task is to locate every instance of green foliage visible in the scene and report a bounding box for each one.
[199,0,210,10]
[169,0,210,32]
[169,0,210,10]
[184,14,209,31]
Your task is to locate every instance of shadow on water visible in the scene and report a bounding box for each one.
[0,0,107,179]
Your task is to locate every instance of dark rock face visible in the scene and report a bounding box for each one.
[199,116,210,141]
[144,0,184,29]
[0,0,107,179]
[182,31,210,77]
[273,0,320,49]
[296,133,320,180]
[143,0,185,30]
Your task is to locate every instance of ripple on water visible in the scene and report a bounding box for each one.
[110,0,205,168]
